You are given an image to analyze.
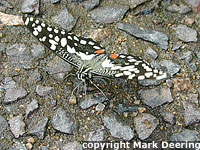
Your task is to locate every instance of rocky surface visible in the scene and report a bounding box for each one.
[134,113,159,140]
[52,6,76,31]
[0,115,8,135]
[116,22,168,50]
[182,100,200,126]
[35,85,53,96]
[80,93,108,109]
[86,126,106,141]
[138,86,173,108]
[62,141,82,150]
[28,117,48,139]
[175,24,198,42]
[45,56,72,80]
[82,0,100,11]
[169,129,200,141]
[160,60,181,76]
[167,3,191,14]
[9,115,25,138]
[52,107,76,134]
[21,0,39,15]
[3,77,27,103]
[103,111,134,140]
[25,99,39,116]
[90,5,129,23]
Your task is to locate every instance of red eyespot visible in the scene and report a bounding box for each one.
[95,50,105,53]
[110,53,118,59]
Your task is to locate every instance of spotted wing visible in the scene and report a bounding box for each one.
[93,53,167,80]
[23,16,104,68]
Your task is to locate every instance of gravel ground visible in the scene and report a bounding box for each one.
[0,0,200,149]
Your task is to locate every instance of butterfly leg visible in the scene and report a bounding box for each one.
[89,79,109,100]
[71,81,83,97]
[63,73,76,81]
[83,81,87,99]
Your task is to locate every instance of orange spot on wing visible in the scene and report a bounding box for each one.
[95,50,105,53]
[110,53,118,59]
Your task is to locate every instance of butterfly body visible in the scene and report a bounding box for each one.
[23,16,167,82]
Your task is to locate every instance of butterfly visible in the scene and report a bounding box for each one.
[23,16,167,97]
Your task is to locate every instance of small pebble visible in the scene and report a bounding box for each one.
[69,94,77,104]
[26,143,33,150]
[27,137,35,144]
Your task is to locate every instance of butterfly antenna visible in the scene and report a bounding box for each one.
[89,79,109,100]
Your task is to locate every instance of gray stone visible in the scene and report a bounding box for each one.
[138,86,173,108]
[26,99,39,116]
[67,0,83,3]
[160,110,174,124]
[196,50,200,62]
[179,51,193,63]
[31,43,45,58]
[167,3,191,14]
[128,0,149,9]
[138,78,161,86]
[187,93,199,104]
[175,24,197,42]
[6,44,33,69]
[0,0,13,8]
[144,47,158,60]
[3,77,27,103]
[116,22,168,50]
[27,69,43,85]
[80,93,108,109]
[52,7,76,31]
[95,103,105,112]
[9,115,25,138]
[4,88,27,103]
[12,141,27,150]
[90,6,129,23]
[87,126,106,141]
[62,141,82,150]
[169,129,200,141]
[134,113,159,140]
[133,0,160,15]
[103,110,134,140]
[197,88,200,95]
[189,62,198,71]
[36,85,53,96]
[182,100,200,126]
[28,117,48,139]
[3,77,16,90]
[52,107,76,134]
[42,0,60,3]
[160,59,181,76]
[172,42,182,51]
[82,0,100,11]
[0,115,8,134]
[184,0,200,13]
[45,56,71,80]
[117,104,139,113]
[5,43,41,69]
[21,0,39,15]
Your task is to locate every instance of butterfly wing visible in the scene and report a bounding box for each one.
[23,16,104,68]
[92,53,167,80]
[23,16,167,81]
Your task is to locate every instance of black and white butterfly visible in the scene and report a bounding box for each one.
[23,16,167,97]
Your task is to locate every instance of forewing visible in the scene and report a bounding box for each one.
[23,16,104,68]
